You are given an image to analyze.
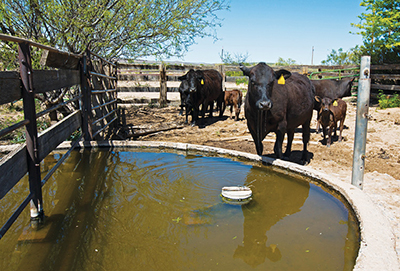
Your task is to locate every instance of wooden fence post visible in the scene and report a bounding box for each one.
[18,42,44,226]
[159,63,167,107]
[81,53,92,140]
[218,65,225,91]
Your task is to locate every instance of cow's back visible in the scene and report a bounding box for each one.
[276,73,314,128]
[202,69,223,100]
[330,98,347,122]
[312,78,353,99]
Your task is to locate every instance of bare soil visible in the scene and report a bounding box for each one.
[122,100,400,261]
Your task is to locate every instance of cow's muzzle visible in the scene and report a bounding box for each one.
[189,87,197,93]
[257,100,272,110]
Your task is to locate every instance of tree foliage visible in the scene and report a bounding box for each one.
[275,57,296,66]
[219,50,249,65]
[352,0,400,63]
[321,46,362,65]
[0,0,229,60]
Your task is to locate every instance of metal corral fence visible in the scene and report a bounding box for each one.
[0,34,117,239]
[117,62,400,100]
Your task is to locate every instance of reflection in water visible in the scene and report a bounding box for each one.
[0,149,359,271]
[234,168,309,267]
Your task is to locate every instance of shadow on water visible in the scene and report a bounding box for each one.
[234,169,309,267]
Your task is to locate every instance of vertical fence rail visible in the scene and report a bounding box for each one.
[351,56,371,189]
[18,42,44,224]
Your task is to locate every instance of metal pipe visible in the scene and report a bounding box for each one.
[91,99,117,111]
[41,134,83,186]
[0,194,33,239]
[0,33,81,58]
[92,116,117,138]
[91,88,117,94]
[0,119,30,138]
[351,56,371,189]
[88,71,117,80]
[89,51,117,67]
[36,95,82,118]
[92,108,118,126]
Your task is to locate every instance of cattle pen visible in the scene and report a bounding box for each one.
[1,34,399,270]
[0,33,118,238]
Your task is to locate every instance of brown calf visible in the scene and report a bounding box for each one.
[222,89,243,121]
[315,97,347,147]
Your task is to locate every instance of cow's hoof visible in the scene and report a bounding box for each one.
[301,159,309,166]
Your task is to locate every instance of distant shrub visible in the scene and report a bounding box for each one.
[378,91,400,109]
[235,77,248,85]
[225,71,243,76]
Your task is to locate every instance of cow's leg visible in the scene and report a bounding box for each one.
[274,120,287,158]
[207,101,213,118]
[301,118,311,163]
[274,130,284,158]
[217,93,224,118]
[316,111,321,134]
[338,118,345,142]
[327,125,333,147]
[191,106,199,127]
[179,92,184,116]
[235,104,240,121]
[185,105,191,124]
[284,130,295,158]
[197,102,207,128]
[221,99,226,118]
[322,125,327,145]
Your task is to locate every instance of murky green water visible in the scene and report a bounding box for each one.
[0,148,359,271]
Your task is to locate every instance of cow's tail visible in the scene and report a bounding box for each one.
[257,109,264,154]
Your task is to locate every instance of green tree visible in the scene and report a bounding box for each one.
[219,50,250,65]
[0,0,229,60]
[275,57,296,66]
[321,46,362,65]
[352,0,400,63]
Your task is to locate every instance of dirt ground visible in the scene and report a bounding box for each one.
[121,99,400,261]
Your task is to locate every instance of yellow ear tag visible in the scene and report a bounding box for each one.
[278,74,285,85]
[333,100,338,106]
[201,79,204,85]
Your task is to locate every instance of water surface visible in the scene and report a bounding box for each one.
[0,148,359,270]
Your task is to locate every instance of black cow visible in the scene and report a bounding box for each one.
[312,78,354,132]
[178,69,224,127]
[177,78,192,124]
[240,62,314,163]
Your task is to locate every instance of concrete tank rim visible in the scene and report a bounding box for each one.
[57,140,399,271]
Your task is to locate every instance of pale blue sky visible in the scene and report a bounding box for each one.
[159,0,365,65]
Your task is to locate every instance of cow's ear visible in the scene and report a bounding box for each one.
[239,63,251,76]
[315,96,321,103]
[274,69,291,81]
[178,75,186,81]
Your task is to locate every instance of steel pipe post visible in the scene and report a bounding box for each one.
[351,56,371,189]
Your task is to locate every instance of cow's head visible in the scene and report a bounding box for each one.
[179,69,204,93]
[315,96,337,113]
[240,62,291,110]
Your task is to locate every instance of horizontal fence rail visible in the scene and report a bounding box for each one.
[117,62,399,98]
[0,34,118,239]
